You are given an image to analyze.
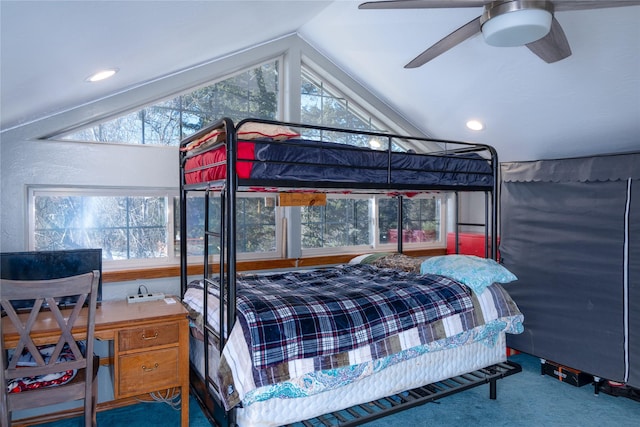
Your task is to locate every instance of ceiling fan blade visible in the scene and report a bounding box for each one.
[553,1,640,12]
[405,16,481,68]
[359,1,487,10]
[358,0,640,11]
[526,17,571,63]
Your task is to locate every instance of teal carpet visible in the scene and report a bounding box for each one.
[362,353,640,426]
[38,395,211,427]
[37,353,639,426]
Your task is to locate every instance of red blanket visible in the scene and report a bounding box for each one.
[184,142,256,184]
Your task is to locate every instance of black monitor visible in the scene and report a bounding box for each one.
[0,248,102,309]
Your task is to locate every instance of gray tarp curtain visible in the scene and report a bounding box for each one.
[500,152,639,387]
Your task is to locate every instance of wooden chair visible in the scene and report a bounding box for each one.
[1,271,100,427]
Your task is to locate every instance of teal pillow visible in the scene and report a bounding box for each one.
[420,255,517,294]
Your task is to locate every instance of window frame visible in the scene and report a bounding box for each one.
[299,193,375,257]
[375,194,447,252]
[28,187,286,270]
[56,57,284,146]
[28,186,179,271]
[298,193,446,258]
[182,191,284,266]
[300,65,391,135]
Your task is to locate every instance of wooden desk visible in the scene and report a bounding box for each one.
[2,297,190,427]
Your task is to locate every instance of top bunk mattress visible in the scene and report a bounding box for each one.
[180,119,495,192]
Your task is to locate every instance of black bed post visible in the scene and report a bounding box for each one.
[490,378,497,399]
[225,118,238,330]
[454,192,460,254]
[484,191,490,259]
[218,187,226,351]
[203,188,213,392]
[225,119,240,427]
[491,147,499,260]
[179,153,187,296]
[397,195,403,254]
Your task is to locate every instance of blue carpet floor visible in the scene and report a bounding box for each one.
[37,353,639,426]
[37,394,210,427]
[362,353,640,427]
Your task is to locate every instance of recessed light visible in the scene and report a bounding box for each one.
[86,68,118,82]
[466,120,484,131]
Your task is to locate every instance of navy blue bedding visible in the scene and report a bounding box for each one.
[246,138,493,188]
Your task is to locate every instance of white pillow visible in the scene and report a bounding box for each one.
[237,122,299,141]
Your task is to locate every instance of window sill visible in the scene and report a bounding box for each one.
[102,248,447,283]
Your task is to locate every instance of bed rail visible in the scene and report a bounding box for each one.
[284,361,522,427]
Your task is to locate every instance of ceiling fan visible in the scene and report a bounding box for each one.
[359,1,640,68]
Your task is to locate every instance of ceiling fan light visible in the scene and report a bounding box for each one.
[482,9,552,47]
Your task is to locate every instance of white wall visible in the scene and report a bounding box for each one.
[0,139,177,250]
[0,136,181,297]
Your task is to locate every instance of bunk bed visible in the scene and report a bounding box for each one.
[179,117,523,427]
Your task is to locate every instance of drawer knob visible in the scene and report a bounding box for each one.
[141,363,159,372]
[142,330,159,340]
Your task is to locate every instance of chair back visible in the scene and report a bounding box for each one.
[1,270,100,425]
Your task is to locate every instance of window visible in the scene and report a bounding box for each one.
[300,194,444,256]
[299,66,414,154]
[30,188,174,268]
[60,60,280,145]
[296,66,444,256]
[300,68,385,147]
[177,193,280,261]
[31,188,281,268]
[378,196,443,247]
[301,196,372,252]
[37,60,283,268]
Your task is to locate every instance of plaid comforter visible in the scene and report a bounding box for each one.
[221,264,473,369]
[183,264,524,410]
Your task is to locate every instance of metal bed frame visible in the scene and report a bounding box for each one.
[179,117,516,427]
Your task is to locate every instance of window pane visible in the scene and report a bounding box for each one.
[175,194,277,257]
[236,198,276,253]
[378,197,441,245]
[61,60,279,145]
[34,194,167,260]
[301,198,370,249]
[174,194,208,257]
[299,69,411,153]
[301,72,378,147]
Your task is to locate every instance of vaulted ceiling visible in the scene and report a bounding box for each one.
[1,1,639,162]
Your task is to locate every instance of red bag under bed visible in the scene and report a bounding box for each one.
[184,142,256,184]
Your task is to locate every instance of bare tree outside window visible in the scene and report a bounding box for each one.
[34,194,167,260]
[61,61,279,145]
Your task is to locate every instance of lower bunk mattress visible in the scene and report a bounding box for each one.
[190,327,510,427]
[182,263,523,426]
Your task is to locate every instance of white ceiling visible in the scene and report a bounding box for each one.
[1,0,639,162]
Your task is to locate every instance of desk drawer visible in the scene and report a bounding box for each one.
[117,347,179,396]
[118,322,179,351]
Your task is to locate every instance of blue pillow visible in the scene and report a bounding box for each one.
[420,255,517,294]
